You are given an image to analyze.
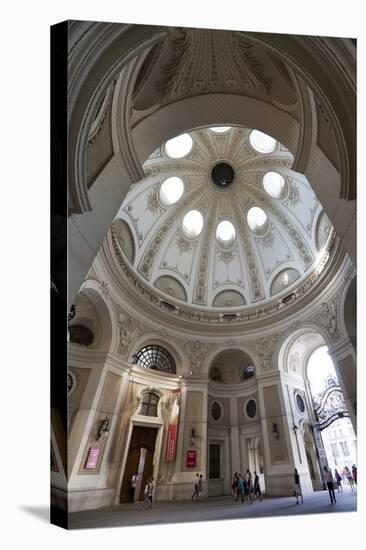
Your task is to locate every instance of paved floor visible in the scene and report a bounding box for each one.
[69,487,357,530]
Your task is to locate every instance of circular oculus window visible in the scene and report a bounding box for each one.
[164,133,193,158]
[182,210,204,239]
[263,171,286,199]
[211,401,223,421]
[249,130,277,153]
[216,220,236,249]
[159,176,184,206]
[245,399,257,419]
[210,126,232,133]
[295,393,306,413]
[247,206,268,232]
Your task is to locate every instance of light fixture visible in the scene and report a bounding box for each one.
[272,423,280,440]
[190,427,196,446]
[292,423,299,433]
[96,417,110,440]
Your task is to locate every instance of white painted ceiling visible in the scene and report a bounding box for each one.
[113,126,332,311]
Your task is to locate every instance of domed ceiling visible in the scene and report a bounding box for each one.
[112,126,333,313]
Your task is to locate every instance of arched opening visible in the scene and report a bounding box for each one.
[307,346,357,489]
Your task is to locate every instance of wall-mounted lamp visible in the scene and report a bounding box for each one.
[68,305,76,322]
[96,417,110,440]
[292,423,299,434]
[272,423,280,440]
[190,427,196,446]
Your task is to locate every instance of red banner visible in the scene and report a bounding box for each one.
[166,423,178,461]
[186,450,196,468]
[165,391,180,462]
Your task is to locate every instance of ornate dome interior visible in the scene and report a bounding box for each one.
[112,126,333,312]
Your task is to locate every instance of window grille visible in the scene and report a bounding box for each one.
[133,345,176,374]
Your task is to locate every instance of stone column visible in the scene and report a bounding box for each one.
[257,371,313,496]
[229,395,241,475]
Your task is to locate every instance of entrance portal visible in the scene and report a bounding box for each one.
[120,426,158,503]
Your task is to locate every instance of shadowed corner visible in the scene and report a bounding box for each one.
[20,506,50,523]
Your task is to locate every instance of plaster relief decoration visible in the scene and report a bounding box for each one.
[185,340,211,375]
[254,334,280,370]
[317,303,338,338]
[117,309,144,357]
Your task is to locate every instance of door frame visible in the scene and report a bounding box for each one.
[115,415,164,504]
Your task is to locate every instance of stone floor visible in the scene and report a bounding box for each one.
[69,486,357,530]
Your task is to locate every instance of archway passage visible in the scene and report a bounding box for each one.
[307,347,357,482]
[120,426,158,503]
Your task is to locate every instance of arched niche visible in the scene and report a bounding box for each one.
[212,289,246,308]
[154,275,187,302]
[208,348,256,384]
[70,280,116,354]
[270,268,301,296]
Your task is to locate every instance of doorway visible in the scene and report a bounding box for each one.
[120,425,158,503]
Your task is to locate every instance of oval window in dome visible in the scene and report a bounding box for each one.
[216,220,236,249]
[249,130,277,153]
[182,210,204,239]
[164,133,193,158]
[159,177,184,206]
[263,171,286,199]
[247,206,268,232]
[210,126,232,133]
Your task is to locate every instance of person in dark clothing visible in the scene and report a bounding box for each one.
[235,474,245,503]
[294,468,303,504]
[334,469,343,493]
[352,464,357,485]
[231,473,238,498]
[129,473,137,503]
[245,470,253,504]
[253,471,263,502]
[324,465,336,504]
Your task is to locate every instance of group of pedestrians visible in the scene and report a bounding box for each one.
[294,462,357,506]
[334,464,357,492]
[231,470,263,504]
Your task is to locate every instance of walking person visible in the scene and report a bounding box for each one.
[352,464,357,486]
[235,474,245,503]
[334,469,343,493]
[129,473,138,503]
[253,471,263,502]
[231,473,238,499]
[324,466,336,504]
[141,477,153,510]
[294,468,304,504]
[245,470,253,504]
[192,473,200,501]
[197,474,203,500]
[148,477,155,507]
[344,466,355,491]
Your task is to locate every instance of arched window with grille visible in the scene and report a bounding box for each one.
[132,345,176,374]
[140,391,160,417]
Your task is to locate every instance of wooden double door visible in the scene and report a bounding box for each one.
[120,426,158,503]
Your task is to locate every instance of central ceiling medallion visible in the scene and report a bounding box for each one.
[211,162,235,188]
